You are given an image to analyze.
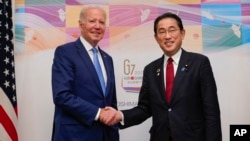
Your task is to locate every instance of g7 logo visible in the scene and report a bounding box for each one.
[124,59,135,75]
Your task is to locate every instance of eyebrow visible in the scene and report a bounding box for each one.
[158,26,177,30]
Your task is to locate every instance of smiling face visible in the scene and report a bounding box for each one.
[154,17,185,57]
[79,7,106,47]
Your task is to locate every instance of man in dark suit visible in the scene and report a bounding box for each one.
[51,6,119,141]
[104,12,222,141]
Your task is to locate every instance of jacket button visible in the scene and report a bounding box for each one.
[168,108,172,112]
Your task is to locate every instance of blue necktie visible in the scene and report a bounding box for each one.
[92,47,106,95]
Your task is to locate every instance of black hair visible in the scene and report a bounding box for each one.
[154,12,184,34]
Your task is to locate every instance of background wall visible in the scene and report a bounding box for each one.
[14,0,250,141]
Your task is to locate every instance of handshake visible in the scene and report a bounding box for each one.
[99,106,123,126]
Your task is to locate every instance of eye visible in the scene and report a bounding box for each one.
[158,30,166,34]
[169,29,176,33]
[100,21,105,25]
[88,20,95,23]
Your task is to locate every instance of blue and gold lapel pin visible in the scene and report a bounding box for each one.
[181,64,189,72]
[157,68,160,76]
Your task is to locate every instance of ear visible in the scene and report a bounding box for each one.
[154,34,158,41]
[78,21,81,28]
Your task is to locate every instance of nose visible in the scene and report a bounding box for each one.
[164,32,171,38]
[94,22,100,28]
[94,21,104,29]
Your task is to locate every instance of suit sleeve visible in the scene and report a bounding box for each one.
[200,57,222,141]
[52,46,99,126]
[120,65,152,129]
[110,58,118,110]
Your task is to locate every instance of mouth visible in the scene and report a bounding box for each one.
[92,31,101,36]
[165,41,173,47]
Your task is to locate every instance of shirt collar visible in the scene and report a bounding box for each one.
[164,48,182,66]
[80,36,98,51]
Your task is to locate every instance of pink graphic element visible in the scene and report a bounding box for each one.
[66,0,108,5]
[110,5,158,26]
[25,6,65,27]
[201,0,240,3]
[242,4,250,24]
[193,33,199,40]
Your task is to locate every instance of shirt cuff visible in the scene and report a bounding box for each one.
[95,108,101,121]
[119,111,124,125]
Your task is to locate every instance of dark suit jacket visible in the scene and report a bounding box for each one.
[51,38,119,141]
[121,49,222,141]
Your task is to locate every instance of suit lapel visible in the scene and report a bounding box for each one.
[75,39,104,95]
[155,56,166,103]
[171,50,190,103]
[99,48,110,96]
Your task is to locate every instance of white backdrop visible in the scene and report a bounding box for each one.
[16,43,250,141]
[14,1,250,141]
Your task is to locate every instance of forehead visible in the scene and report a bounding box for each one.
[157,18,178,29]
[85,8,106,19]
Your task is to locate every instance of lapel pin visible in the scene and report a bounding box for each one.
[157,68,160,76]
[181,64,189,72]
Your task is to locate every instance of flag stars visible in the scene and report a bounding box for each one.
[4,80,10,88]
[3,69,9,76]
[5,1,9,6]
[11,49,14,56]
[5,46,10,52]
[12,84,16,91]
[5,34,9,40]
[4,57,10,64]
[11,61,15,67]
[12,95,16,102]
[12,72,15,79]
[5,22,9,28]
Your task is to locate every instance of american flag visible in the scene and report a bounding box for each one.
[0,0,18,141]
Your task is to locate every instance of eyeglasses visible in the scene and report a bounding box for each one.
[157,28,180,37]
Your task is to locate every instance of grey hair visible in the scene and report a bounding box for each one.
[79,5,106,21]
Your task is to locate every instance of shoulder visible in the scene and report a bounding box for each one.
[54,39,82,56]
[56,40,79,51]
[53,42,80,63]
[183,49,209,61]
[144,55,164,69]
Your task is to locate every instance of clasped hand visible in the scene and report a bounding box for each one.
[99,107,122,126]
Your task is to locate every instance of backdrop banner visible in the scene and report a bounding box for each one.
[14,0,250,141]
